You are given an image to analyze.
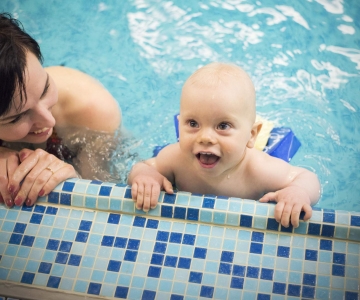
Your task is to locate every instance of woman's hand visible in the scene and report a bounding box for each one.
[0,147,20,207]
[7,148,79,207]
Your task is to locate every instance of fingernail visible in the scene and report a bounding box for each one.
[14,196,23,206]
[38,189,45,197]
[26,198,32,206]
[6,198,13,207]
[8,185,15,194]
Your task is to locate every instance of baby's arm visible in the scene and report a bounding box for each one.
[253,151,320,228]
[127,145,177,212]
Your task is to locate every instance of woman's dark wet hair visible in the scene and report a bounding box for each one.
[0,12,43,117]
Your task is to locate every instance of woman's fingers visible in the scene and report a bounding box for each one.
[0,149,20,207]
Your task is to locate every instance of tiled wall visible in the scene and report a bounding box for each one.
[0,178,359,300]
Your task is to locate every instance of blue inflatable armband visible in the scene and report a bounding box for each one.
[153,114,301,162]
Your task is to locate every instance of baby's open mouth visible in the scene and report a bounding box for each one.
[196,152,220,166]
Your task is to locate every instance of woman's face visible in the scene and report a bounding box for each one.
[0,51,58,144]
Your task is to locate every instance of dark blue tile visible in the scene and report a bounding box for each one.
[164,256,178,268]
[170,295,183,300]
[9,233,22,245]
[305,249,318,261]
[146,219,159,229]
[246,266,259,278]
[21,272,35,284]
[29,213,43,224]
[220,251,234,263]
[200,286,214,298]
[21,235,35,247]
[189,271,202,284]
[124,188,132,199]
[108,213,121,224]
[99,186,112,196]
[14,223,27,234]
[250,242,263,254]
[62,182,75,192]
[133,216,146,227]
[150,254,164,266]
[277,246,290,258]
[332,264,345,276]
[161,206,173,218]
[38,262,52,274]
[299,211,306,219]
[114,237,127,248]
[46,239,60,251]
[218,263,232,275]
[68,254,82,266]
[156,231,170,242]
[127,239,140,250]
[333,253,346,265]
[91,180,102,185]
[101,236,115,247]
[323,212,335,223]
[142,290,156,300]
[115,183,127,187]
[21,205,33,211]
[193,247,207,259]
[230,277,244,289]
[60,193,71,206]
[34,205,46,213]
[273,282,286,295]
[163,193,176,204]
[308,223,321,235]
[187,208,199,221]
[177,257,191,269]
[217,196,229,200]
[303,273,316,286]
[47,276,61,288]
[251,232,264,242]
[79,220,92,231]
[114,286,129,298]
[266,218,279,231]
[321,225,335,237]
[88,282,101,295]
[345,292,359,300]
[48,192,59,204]
[45,206,58,215]
[320,239,332,251]
[280,224,293,233]
[260,268,273,280]
[202,198,215,209]
[257,294,270,300]
[287,284,301,297]
[59,241,72,253]
[240,215,253,227]
[107,260,121,272]
[350,216,360,227]
[75,231,89,243]
[302,286,315,299]
[169,232,182,243]
[232,265,245,277]
[174,207,186,219]
[55,252,69,264]
[124,250,138,262]
[153,242,167,254]
[182,234,195,245]
[147,266,161,278]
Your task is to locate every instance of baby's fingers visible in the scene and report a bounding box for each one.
[162,178,174,194]
[290,203,304,228]
[301,203,312,221]
[259,192,277,203]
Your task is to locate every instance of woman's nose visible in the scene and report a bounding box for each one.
[32,106,56,128]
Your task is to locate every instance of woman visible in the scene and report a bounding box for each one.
[0,13,121,208]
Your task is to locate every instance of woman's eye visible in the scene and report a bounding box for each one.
[218,122,230,130]
[9,115,22,124]
[188,120,198,128]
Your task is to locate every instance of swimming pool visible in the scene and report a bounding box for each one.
[0,0,359,299]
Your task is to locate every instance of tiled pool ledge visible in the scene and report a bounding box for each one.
[0,178,359,300]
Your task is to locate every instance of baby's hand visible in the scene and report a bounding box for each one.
[259,186,312,228]
[130,166,173,212]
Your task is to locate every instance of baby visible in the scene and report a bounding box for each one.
[128,62,320,228]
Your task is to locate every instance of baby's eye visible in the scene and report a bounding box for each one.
[217,122,231,130]
[188,120,199,128]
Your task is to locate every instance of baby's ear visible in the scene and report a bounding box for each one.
[247,121,263,148]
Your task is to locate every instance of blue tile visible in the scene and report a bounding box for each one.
[320,239,332,251]
[127,239,140,250]
[183,234,195,245]
[187,208,199,221]
[178,257,191,269]
[202,198,215,209]
[266,218,279,231]
[151,254,164,265]
[55,252,69,264]
[20,272,35,284]
[48,192,59,204]
[246,266,259,278]
[133,216,146,227]
[345,292,359,300]
[321,225,335,237]
[60,193,71,206]
[250,242,263,254]
[9,233,22,245]
[287,284,301,297]
[38,262,52,274]
[332,264,345,276]
[161,206,173,218]
[193,247,207,259]
[79,220,92,231]
[170,232,182,243]
[164,256,178,268]
[277,246,290,258]
[303,273,316,286]
[218,263,232,275]
[21,235,35,247]
[302,286,315,298]
[62,182,75,192]
[108,213,121,224]
[88,282,101,295]
[34,205,46,213]
[114,237,128,248]
[240,215,253,227]
[272,282,286,295]
[308,223,321,235]
[260,268,273,280]
[174,207,186,219]
[45,207,58,215]
[146,219,159,229]
[154,242,167,254]
[13,223,27,234]
[189,271,203,284]
[333,253,346,264]
[75,232,89,243]
[232,265,246,277]
[156,231,169,242]
[114,286,129,298]
[101,236,115,247]
[47,276,61,288]
[68,254,82,266]
[200,285,214,298]
[170,295,184,300]
[323,212,335,223]
[251,232,264,242]
[221,251,234,263]
[257,294,270,300]
[147,266,161,278]
[46,239,60,251]
[142,289,156,300]
[163,194,176,204]
[124,188,132,199]
[350,216,360,227]
[107,260,121,272]
[59,241,72,253]
[124,250,138,262]
[305,249,318,261]
[29,213,43,224]
[99,186,112,196]
[230,277,244,289]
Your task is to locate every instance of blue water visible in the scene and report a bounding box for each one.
[1,0,360,212]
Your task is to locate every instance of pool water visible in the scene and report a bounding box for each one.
[1,0,360,212]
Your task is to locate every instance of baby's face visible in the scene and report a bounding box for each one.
[178,79,256,177]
